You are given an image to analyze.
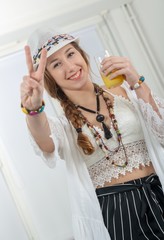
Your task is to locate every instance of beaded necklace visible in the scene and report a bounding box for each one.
[75,86,128,167]
[76,89,113,139]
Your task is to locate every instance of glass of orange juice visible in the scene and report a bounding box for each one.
[95,50,124,89]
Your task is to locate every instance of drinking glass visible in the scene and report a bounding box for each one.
[95,50,124,88]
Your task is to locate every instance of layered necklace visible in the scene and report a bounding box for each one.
[75,86,128,168]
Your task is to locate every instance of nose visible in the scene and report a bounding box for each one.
[64,59,75,72]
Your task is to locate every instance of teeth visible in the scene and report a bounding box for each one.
[69,71,80,79]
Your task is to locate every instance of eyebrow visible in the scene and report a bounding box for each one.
[48,47,73,66]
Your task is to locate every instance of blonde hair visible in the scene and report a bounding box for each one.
[44,42,96,155]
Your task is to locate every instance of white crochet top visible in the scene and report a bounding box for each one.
[29,90,164,190]
[82,95,151,188]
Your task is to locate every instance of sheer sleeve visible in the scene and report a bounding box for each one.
[29,116,66,168]
[138,93,164,146]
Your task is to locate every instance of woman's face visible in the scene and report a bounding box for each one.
[46,43,90,93]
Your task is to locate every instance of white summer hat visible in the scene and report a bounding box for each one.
[27,27,79,69]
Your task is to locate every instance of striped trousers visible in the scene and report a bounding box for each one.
[96,174,164,240]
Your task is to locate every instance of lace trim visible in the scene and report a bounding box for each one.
[88,140,151,188]
[138,96,164,146]
[152,93,164,108]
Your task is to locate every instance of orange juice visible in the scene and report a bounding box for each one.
[101,73,124,89]
[95,50,124,88]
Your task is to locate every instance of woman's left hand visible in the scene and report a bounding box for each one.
[101,56,140,86]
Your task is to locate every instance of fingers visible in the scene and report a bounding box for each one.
[22,47,46,109]
[101,57,139,83]
[101,56,128,64]
[37,48,47,77]
[22,75,41,89]
[101,56,132,78]
[109,68,138,81]
[20,76,43,108]
[101,56,128,69]
[25,46,47,80]
[25,46,34,74]
[109,69,126,80]
[20,76,41,99]
[101,63,127,76]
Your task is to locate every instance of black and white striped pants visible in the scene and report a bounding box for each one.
[96,174,164,240]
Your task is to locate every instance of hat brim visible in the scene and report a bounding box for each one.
[33,37,79,70]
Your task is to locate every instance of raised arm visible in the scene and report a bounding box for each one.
[101,56,161,116]
[20,46,55,153]
[101,56,164,145]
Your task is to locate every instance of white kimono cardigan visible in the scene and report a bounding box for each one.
[30,82,164,240]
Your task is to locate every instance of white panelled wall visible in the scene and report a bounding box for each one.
[0,0,164,240]
[132,0,164,76]
[94,1,164,97]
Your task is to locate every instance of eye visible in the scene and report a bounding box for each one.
[53,62,61,68]
[67,51,75,58]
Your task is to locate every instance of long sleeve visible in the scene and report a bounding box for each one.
[138,93,164,146]
[28,116,66,168]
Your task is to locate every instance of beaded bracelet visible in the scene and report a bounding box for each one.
[130,76,145,90]
[21,101,45,116]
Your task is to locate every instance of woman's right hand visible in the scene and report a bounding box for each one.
[20,46,47,110]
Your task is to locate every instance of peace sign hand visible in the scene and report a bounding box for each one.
[20,46,47,110]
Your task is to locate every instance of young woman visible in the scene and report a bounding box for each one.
[20,28,164,240]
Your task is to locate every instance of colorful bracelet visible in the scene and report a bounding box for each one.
[130,76,145,90]
[21,101,45,116]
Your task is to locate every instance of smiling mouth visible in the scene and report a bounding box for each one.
[68,70,81,80]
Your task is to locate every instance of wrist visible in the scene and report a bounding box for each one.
[130,76,145,90]
[21,100,45,116]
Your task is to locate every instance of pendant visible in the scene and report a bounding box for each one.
[102,122,113,139]
[96,114,105,122]
[96,114,112,139]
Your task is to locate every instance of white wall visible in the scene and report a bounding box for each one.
[0,51,73,239]
[132,0,164,75]
[0,143,29,240]
[94,0,164,97]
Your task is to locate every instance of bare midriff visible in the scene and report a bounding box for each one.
[96,163,155,189]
